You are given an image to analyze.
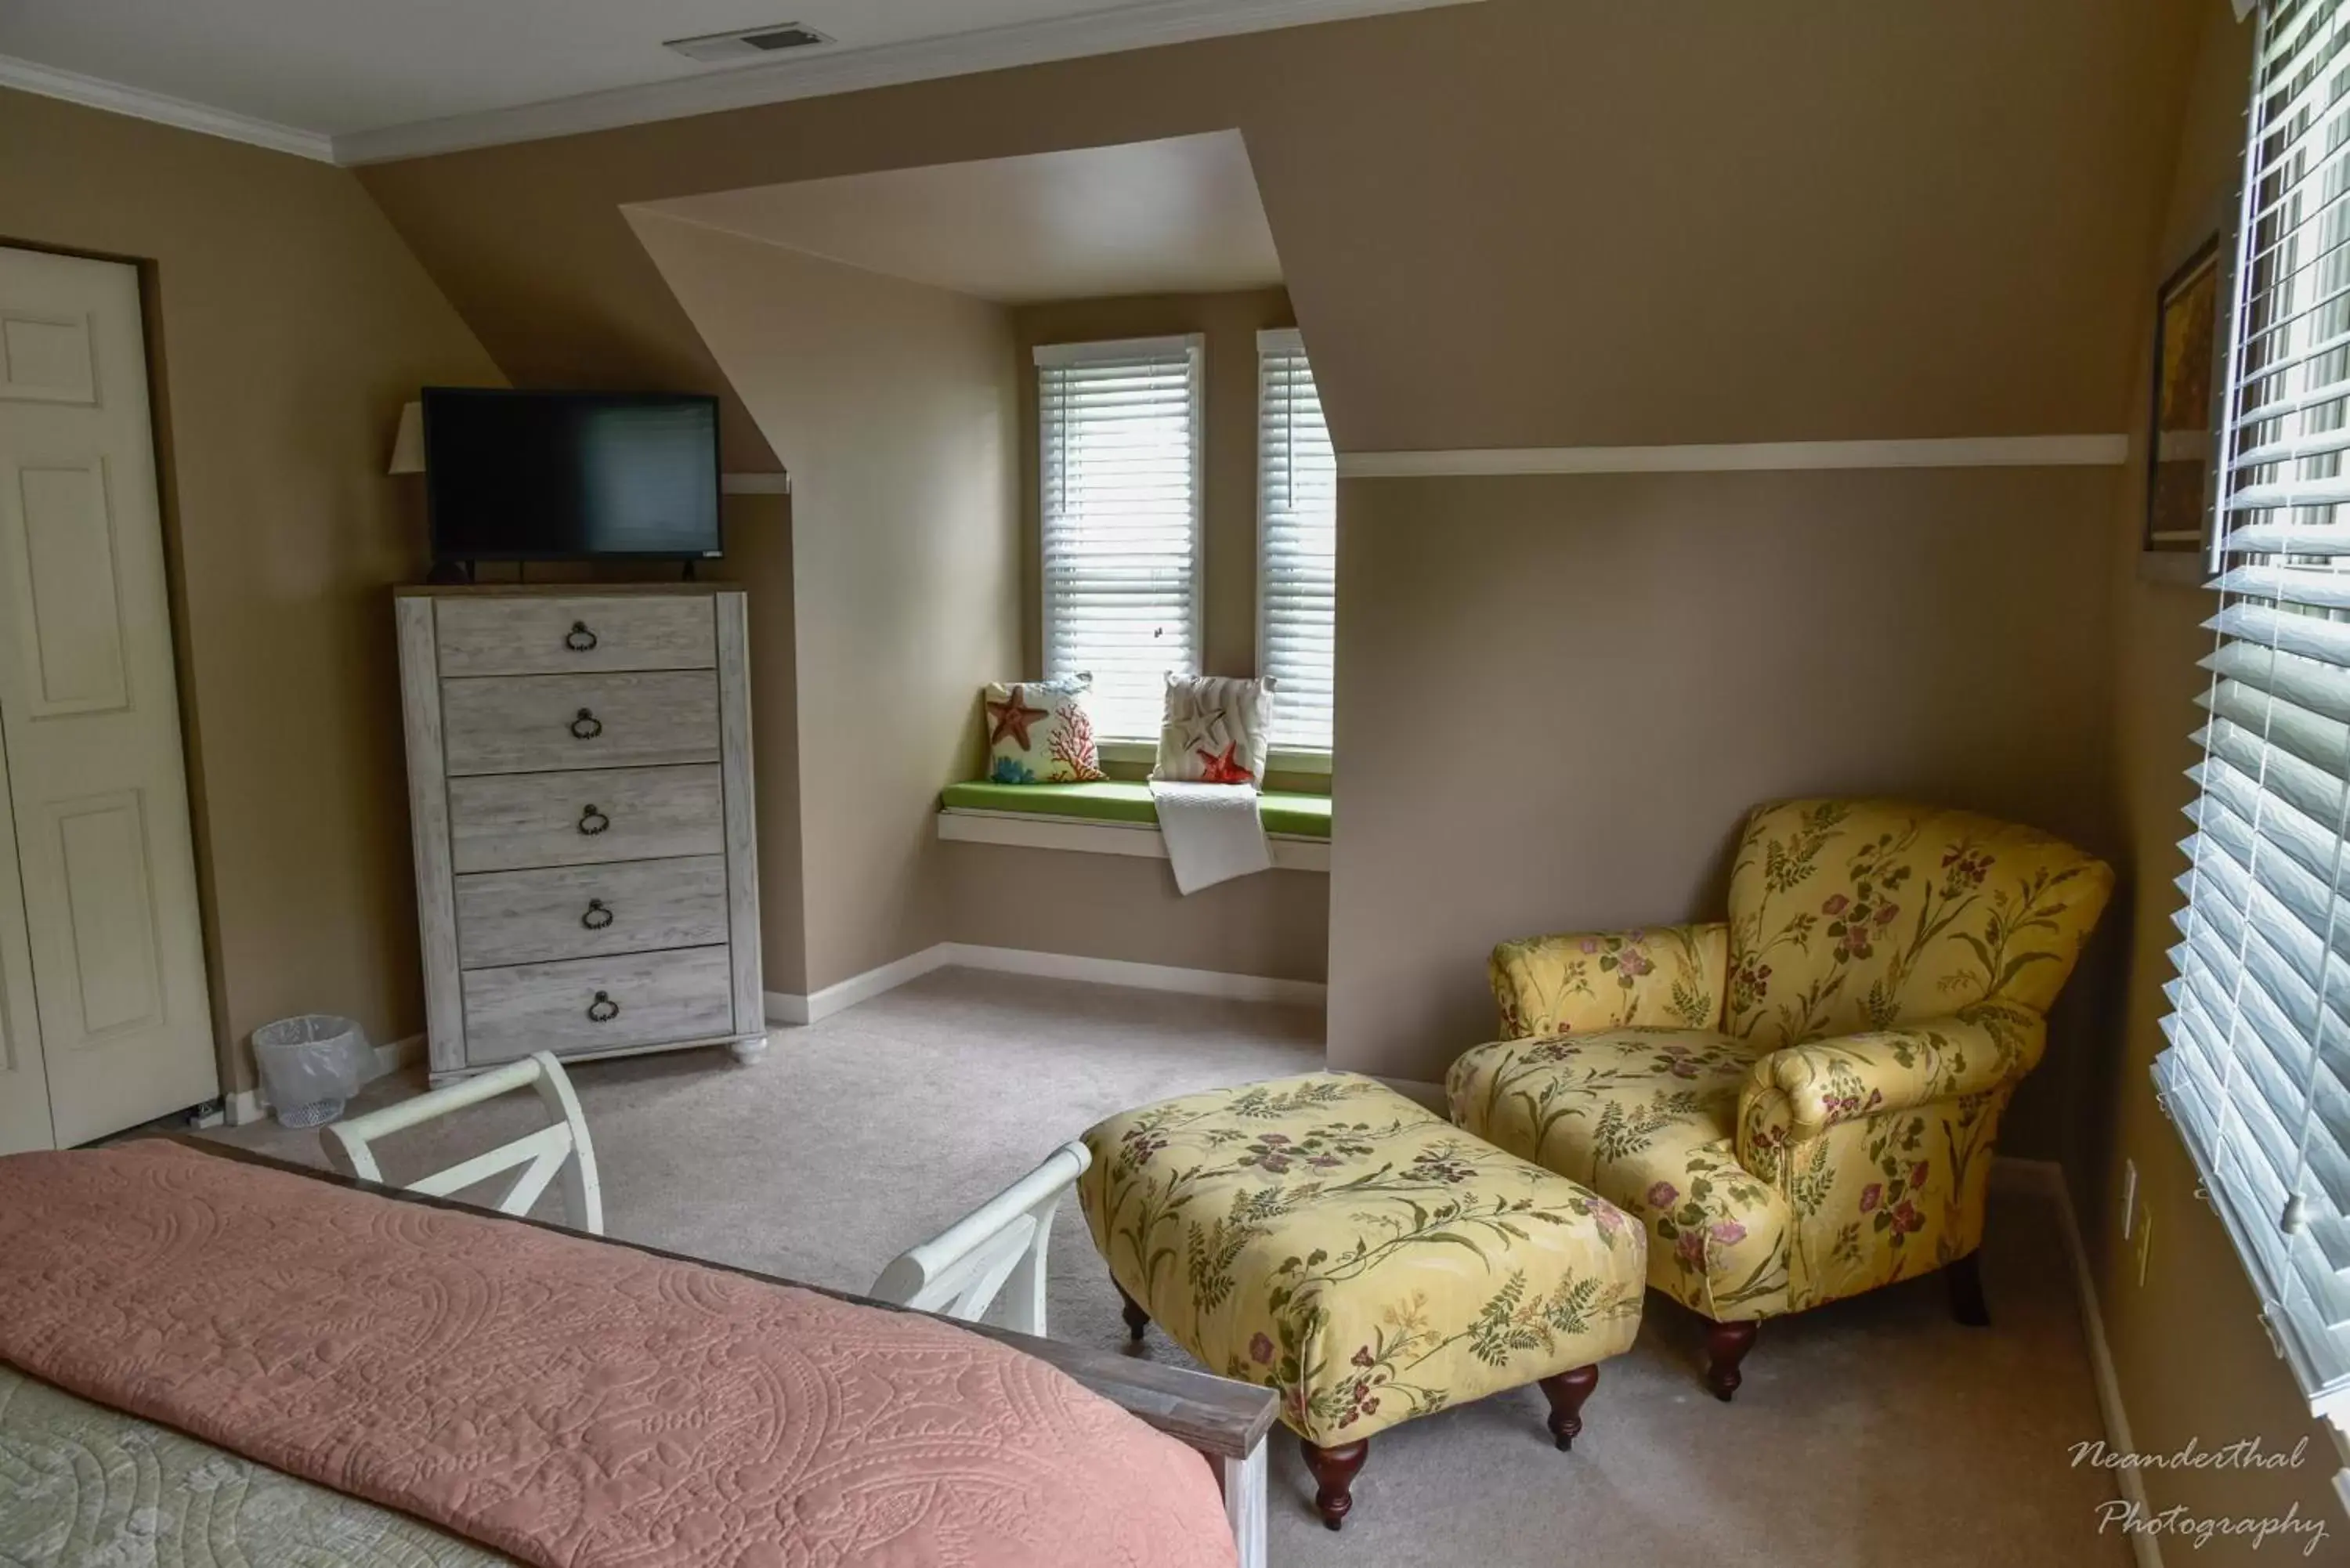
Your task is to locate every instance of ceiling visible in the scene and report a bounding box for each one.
[642,132,1282,304]
[0,0,1483,163]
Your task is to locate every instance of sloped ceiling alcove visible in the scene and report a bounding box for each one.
[355,0,2205,472]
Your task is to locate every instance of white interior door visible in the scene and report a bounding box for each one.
[0,245,215,1149]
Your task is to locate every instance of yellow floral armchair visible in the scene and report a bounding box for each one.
[1447,798,2113,1398]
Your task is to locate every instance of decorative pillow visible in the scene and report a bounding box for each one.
[1152,674,1276,786]
[983,677,1106,784]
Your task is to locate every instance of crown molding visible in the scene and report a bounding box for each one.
[334,0,1485,165]
[1336,434,2131,479]
[0,52,335,163]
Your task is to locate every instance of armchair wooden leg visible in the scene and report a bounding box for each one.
[1537,1364,1599,1451]
[1702,1318,1758,1402]
[1947,1251,1990,1328]
[1300,1436,1369,1530]
[1115,1281,1150,1343]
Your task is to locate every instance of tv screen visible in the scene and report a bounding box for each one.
[423,388,722,561]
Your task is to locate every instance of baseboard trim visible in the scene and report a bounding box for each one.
[1994,1155,2163,1568]
[765,942,1327,1026]
[226,1032,427,1128]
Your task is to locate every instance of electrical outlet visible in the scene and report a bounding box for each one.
[2136,1204,2155,1288]
[2121,1158,2139,1240]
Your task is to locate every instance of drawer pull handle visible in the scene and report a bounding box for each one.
[587,991,620,1024]
[578,805,610,836]
[569,708,604,740]
[566,621,598,652]
[582,898,614,931]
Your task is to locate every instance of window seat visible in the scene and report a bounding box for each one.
[936,782,1330,873]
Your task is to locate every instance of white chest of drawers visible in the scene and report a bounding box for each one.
[396,586,765,1082]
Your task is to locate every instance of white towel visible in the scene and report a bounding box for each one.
[1150,781,1273,894]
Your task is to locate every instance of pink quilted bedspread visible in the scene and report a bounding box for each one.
[0,1142,1235,1568]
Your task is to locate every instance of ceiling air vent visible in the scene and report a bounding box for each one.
[664,23,835,64]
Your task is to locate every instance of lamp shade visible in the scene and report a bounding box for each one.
[388,400,425,475]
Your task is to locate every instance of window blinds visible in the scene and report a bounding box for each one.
[1257,329,1338,756]
[1037,336,1204,742]
[2159,0,2350,1430]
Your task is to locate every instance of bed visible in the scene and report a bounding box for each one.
[0,1135,1274,1568]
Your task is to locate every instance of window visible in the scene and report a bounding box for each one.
[2158,0,2350,1446]
[1257,330,1338,757]
[1037,335,1204,742]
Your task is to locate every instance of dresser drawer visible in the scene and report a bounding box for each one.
[443,671,718,776]
[448,765,723,873]
[454,856,730,969]
[461,946,736,1064]
[436,595,715,677]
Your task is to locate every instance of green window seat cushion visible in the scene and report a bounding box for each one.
[940,780,1332,840]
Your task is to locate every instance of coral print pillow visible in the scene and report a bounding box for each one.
[1152,674,1276,786]
[983,676,1106,784]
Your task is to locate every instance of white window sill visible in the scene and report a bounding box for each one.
[937,808,1330,873]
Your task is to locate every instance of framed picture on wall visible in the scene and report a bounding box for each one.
[2146,234,2222,558]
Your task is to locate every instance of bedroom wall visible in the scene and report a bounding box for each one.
[2080,1,2345,1545]
[626,211,1021,997]
[353,0,2200,1060]
[0,85,504,1101]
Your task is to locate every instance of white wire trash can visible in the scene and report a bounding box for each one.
[252,1015,374,1128]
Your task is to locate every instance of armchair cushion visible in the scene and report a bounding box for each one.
[1489,923,1728,1039]
[1724,799,2113,1048]
[1448,1028,1790,1322]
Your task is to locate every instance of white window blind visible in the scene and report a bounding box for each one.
[2159,0,2350,1448]
[1037,335,1204,742]
[1258,329,1338,757]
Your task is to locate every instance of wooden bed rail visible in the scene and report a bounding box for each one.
[162,1135,1275,1560]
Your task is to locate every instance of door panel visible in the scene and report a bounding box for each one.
[6,456,129,715]
[0,311,96,404]
[0,711,53,1155]
[0,246,215,1147]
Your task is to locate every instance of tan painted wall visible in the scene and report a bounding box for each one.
[627,211,1021,994]
[2081,4,2346,1552]
[356,0,2202,457]
[0,86,504,1098]
[1327,467,2125,1135]
[940,847,1329,983]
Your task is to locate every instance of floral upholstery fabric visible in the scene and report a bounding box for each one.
[1449,799,2113,1322]
[1448,1029,1791,1321]
[1724,798,2113,1050]
[1489,923,1727,1039]
[1078,1072,1645,1446]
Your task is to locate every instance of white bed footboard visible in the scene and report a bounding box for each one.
[321,1052,603,1234]
[869,1140,1088,1337]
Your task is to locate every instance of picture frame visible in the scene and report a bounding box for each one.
[2144,233,2222,566]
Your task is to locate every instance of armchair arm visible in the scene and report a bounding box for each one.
[1736,1002,2044,1174]
[1488,922,1727,1039]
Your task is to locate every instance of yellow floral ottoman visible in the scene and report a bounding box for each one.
[1076,1071,1646,1530]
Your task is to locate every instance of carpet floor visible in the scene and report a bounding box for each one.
[208,966,2131,1567]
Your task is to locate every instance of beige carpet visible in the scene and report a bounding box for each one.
[209,967,2131,1567]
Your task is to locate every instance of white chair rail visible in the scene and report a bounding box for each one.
[869,1140,1090,1337]
[321,1052,604,1234]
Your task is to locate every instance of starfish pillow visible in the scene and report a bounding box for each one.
[982,675,1106,785]
[1152,674,1277,786]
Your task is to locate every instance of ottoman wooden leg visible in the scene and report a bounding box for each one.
[1300,1436,1369,1530]
[1115,1281,1150,1342]
[1702,1318,1758,1401]
[1947,1251,1990,1328]
[1537,1364,1599,1451]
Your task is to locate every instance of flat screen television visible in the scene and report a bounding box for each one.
[423,388,722,562]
